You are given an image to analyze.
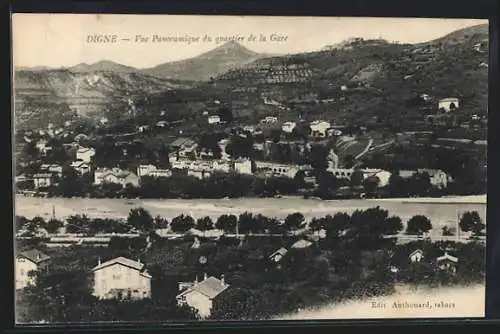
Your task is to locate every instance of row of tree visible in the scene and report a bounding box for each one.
[17,206,485,241]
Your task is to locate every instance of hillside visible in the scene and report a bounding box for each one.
[140,41,270,81]
[13,69,191,129]
[68,60,139,73]
[214,24,488,126]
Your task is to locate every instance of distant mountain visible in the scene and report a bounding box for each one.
[140,41,271,81]
[13,69,191,129]
[68,60,139,73]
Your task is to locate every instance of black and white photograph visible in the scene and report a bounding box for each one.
[12,14,487,323]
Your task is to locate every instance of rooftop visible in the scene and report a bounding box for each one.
[177,276,229,300]
[17,249,50,264]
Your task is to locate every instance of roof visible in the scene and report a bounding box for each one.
[437,252,458,263]
[439,97,459,102]
[291,239,313,249]
[409,249,424,257]
[33,173,52,178]
[177,276,229,300]
[92,256,151,277]
[77,147,95,153]
[170,137,195,148]
[17,249,50,264]
[269,247,288,258]
[71,161,90,167]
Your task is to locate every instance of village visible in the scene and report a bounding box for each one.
[14,92,486,201]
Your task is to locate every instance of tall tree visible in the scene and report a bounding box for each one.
[459,211,485,237]
[406,215,433,235]
[127,207,154,232]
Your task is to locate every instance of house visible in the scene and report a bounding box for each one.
[36,140,52,157]
[91,257,152,300]
[76,146,96,163]
[243,125,255,133]
[362,169,392,187]
[169,137,198,158]
[208,115,221,124]
[260,116,278,124]
[269,247,288,263]
[94,168,140,187]
[282,121,297,133]
[327,128,343,137]
[33,173,53,189]
[436,252,458,273]
[438,98,460,112]
[137,164,172,179]
[40,164,63,177]
[409,249,424,263]
[399,169,450,189]
[234,158,253,174]
[71,161,91,175]
[254,161,301,179]
[310,120,331,137]
[16,249,50,290]
[176,273,229,319]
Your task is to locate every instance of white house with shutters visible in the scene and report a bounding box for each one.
[91,256,152,300]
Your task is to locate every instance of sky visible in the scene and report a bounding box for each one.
[12,14,488,69]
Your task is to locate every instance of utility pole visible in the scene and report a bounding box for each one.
[457,211,460,242]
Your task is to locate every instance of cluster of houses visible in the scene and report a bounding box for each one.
[15,245,460,318]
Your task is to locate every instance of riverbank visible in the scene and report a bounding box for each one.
[15,195,486,237]
[274,284,485,319]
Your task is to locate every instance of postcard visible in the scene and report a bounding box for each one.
[12,14,487,323]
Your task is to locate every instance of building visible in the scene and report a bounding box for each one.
[70,161,91,175]
[310,120,331,137]
[91,257,152,300]
[260,116,278,124]
[94,168,140,188]
[409,249,424,263]
[33,173,53,189]
[137,165,172,179]
[254,161,301,179]
[16,249,50,290]
[40,164,63,177]
[438,98,460,112]
[234,158,252,174]
[436,252,458,273]
[208,115,221,124]
[169,137,198,158]
[76,146,96,163]
[243,125,255,133]
[362,169,392,187]
[398,169,450,189]
[269,247,288,263]
[36,140,52,157]
[282,121,297,133]
[176,274,229,319]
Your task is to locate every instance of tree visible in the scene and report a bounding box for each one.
[16,216,29,232]
[442,226,455,236]
[406,215,433,235]
[238,212,259,234]
[153,215,169,229]
[215,214,238,233]
[384,216,403,235]
[363,176,380,194]
[309,217,325,234]
[459,211,485,237]
[65,215,91,234]
[218,107,233,123]
[45,219,64,234]
[170,215,195,233]
[196,216,214,232]
[284,212,305,231]
[127,207,154,232]
[325,213,350,239]
[350,169,364,188]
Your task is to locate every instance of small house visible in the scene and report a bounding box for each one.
[33,173,53,189]
[409,249,424,263]
[16,249,51,290]
[438,98,460,112]
[436,252,458,273]
[268,247,288,263]
[71,161,91,175]
[208,115,221,125]
[91,256,152,300]
[76,146,96,163]
[282,122,297,133]
[176,273,229,319]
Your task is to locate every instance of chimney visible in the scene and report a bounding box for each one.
[203,272,208,281]
[194,275,199,284]
[98,257,101,265]
[220,274,225,285]
[137,257,141,264]
[36,253,41,260]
